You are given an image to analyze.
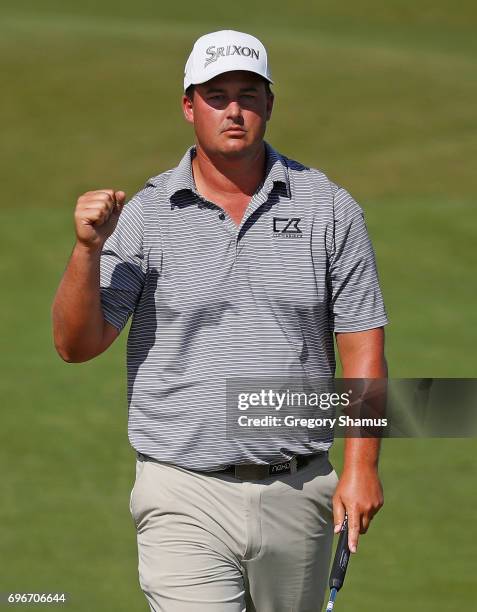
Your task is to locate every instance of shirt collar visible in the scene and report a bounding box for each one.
[154,142,291,203]
[262,141,291,198]
[164,146,196,199]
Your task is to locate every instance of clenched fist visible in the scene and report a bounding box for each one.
[74,189,126,249]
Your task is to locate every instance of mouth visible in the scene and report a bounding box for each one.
[222,127,247,134]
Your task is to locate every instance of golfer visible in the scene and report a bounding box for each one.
[52,30,388,612]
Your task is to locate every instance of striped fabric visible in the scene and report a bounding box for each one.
[100,142,388,471]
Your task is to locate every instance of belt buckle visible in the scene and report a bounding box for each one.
[234,457,298,480]
[269,456,297,475]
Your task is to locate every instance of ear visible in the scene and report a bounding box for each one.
[266,92,274,121]
[182,95,194,124]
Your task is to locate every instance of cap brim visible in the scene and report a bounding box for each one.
[184,67,273,91]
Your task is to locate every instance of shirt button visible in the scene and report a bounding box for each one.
[219,212,225,220]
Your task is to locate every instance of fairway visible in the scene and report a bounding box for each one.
[1,1,476,610]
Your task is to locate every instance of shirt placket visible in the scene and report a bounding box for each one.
[233,183,274,259]
[193,181,275,261]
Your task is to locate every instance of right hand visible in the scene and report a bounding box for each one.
[74,189,126,249]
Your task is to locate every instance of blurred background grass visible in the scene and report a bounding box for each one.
[1,1,476,610]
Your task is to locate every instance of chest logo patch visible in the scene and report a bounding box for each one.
[273,217,303,238]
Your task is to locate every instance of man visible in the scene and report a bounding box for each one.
[52,30,388,612]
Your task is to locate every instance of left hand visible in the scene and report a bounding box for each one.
[332,465,384,553]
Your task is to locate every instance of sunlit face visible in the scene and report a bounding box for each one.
[182,70,274,158]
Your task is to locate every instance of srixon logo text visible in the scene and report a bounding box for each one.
[205,45,260,68]
[273,217,303,238]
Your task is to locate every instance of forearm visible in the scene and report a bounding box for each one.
[342,437,381,475]
[342,353,387,471]
[51,242,106,362]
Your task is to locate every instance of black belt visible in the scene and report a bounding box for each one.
[216,454,324,480]
[137,451,326,481]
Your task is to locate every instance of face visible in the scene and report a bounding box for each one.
[182,71,274,159]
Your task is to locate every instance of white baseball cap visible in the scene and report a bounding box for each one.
[183,30,273,92]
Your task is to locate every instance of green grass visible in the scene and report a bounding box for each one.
[1,1,476,610]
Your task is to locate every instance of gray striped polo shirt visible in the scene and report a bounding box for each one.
[99,142,388,471]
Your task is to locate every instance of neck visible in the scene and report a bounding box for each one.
[192,142,266,198]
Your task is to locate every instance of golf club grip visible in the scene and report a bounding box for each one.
[329,517,350,591]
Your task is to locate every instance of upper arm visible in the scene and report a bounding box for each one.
[99,192,146,334]
[328,188,388,333]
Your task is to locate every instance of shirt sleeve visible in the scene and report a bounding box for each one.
[328,188,389,332]
[99,193,146,333]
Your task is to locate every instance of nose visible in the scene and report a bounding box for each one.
[226,100,243,122]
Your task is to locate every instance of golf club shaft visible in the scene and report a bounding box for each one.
[325,587,337,612]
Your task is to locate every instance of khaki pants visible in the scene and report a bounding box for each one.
[130,453,338,612]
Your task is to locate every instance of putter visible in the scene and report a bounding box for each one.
[325,515,350,611]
